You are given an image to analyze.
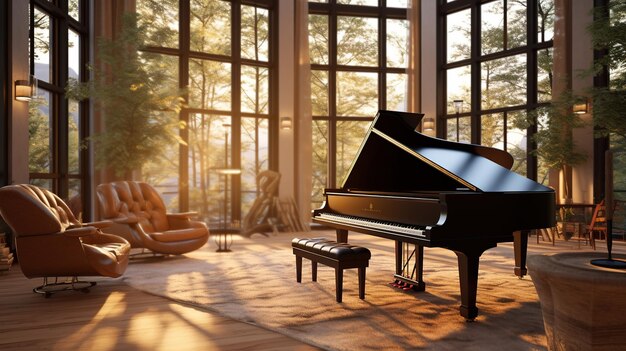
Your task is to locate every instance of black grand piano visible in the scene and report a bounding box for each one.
[312,110,555,321]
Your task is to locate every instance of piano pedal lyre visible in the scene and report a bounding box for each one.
[390,241,425,292]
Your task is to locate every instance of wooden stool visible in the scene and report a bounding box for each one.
[292,237,371,302]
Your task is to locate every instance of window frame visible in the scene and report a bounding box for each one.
[438,0,554,181]
[138,0,278,222]
[29,0,91,217]
[308,0,409,209]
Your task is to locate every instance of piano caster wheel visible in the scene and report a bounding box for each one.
[465,318,476,323]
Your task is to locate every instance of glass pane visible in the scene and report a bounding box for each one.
[611,135,625,227]
[337,0,378,5]
[481,54,527,110]
[387,19,408,68]
[68,29,80,80]
[446,116,471,143]
[446,66,471,114]
[336,71,378,117]
[241,65,269,114]
[241,117,269,217]
[189,59,232,110]
[68,178,82,218]
[137,0,179,48]
[187,114,231,222]
[538,0,555,43]
[507,111,528,177]
[387,0,408,7]
[336,120,370,185]
[309,15,329,65]
[68,99,80,174]
[311,70,329,116]
[312,120,329,211]
[482,0,504,55]
[140,52,179,94]
[30,179,52,191]
[536,109,550,184]
[33,8,52,83]
[538,47,553,102]
[29,90,53,173]
[387,73,407,112]
[69,0,80,22]
[241,5,269,61]
[189,0,231,55]
[337,16,378,66]
[481,113,504,150]
[447,9,471,62]
[507,0,527,49]
[142,109,180,211]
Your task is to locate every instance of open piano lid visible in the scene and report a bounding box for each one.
[341,110,552,193]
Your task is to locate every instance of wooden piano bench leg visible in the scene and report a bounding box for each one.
[295,255,302,283]
[312,261,318,282]
[358,267,366,299]
[335,268,343,303]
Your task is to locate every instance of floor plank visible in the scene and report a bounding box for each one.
[0,265,320,351]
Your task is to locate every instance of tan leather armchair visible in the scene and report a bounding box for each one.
[96,181,209,256]
[0,184,131,296]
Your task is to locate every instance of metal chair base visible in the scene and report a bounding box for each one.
[33,277,97,297]
[129,248,169,260]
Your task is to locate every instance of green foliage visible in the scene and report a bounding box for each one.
[531,94,588,171]
[27,98,51,173]
[66,13,185,178]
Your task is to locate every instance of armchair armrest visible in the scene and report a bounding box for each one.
[63,226,98,237]
[167,211,198,219]
[82,220,114,229]
[111,216,139,225]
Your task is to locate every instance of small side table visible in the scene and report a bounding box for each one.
[211,224,239,253]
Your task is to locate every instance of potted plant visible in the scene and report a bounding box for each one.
[66,13,185,180]
[531,93,588,204]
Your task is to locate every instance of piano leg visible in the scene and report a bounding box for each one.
[336,229,348,243]
[453,244,494,322]
[513,230,528,278]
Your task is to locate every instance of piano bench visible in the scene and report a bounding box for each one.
[292,237,371,303]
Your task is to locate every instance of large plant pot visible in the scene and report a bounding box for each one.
[528,252,626,351]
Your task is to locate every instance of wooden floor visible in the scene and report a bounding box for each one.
[0,265,320,351]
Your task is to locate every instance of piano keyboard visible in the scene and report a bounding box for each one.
[316,213,426,238]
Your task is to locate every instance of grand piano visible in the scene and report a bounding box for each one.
[312,110,555,320]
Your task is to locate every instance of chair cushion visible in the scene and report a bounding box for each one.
[292,237,371,260]
[149,228,209,243]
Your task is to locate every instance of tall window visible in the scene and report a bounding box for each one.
[441,0,555,182]
[138,0,276,225]
[308,0,411,210]
[29,0,90,216]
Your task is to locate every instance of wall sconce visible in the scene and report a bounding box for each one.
[421,117,435,137]
[15,75,37,102]
[573,100,589,114]
[280,116,292,130]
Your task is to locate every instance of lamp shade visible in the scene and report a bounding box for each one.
[15,75,37,102]
[573,101,588,114]
[280,116,292,130]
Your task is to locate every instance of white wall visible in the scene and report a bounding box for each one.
[277,0,296,200]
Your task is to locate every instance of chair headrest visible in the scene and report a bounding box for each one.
[0,184,79,236]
